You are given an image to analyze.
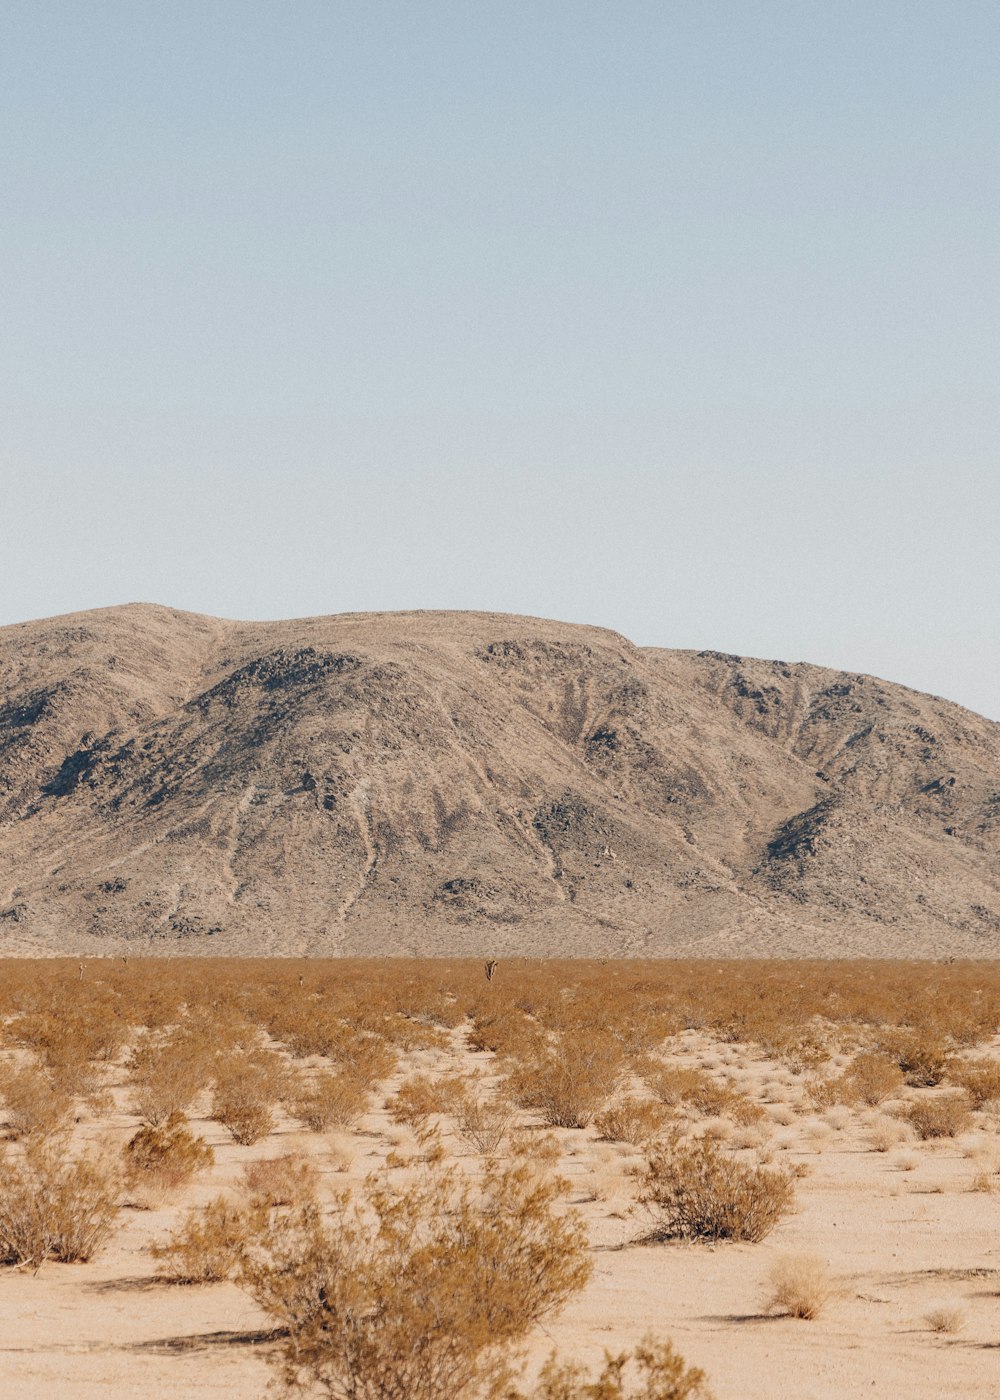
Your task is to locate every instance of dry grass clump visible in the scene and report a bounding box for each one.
[0,1142,121,1268]
[123,1112,213,1200]
[211,1048,289,1145]
[239,1156,593,1400]
[640,1137,794,1243]
[866,1115,915,1153]
[924,1304,965,1334]
[765,1252,837,1319]
[286,1068,370,1132]
[904,1092,973,1140]
[506,1031,625,1129]
[594,1097,674,1148]
[0,1064,74,1141]
[515,1337,714,1399]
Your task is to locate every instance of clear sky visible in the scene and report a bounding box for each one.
[2,3,997,718]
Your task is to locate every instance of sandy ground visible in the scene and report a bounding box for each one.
[3,1029,1000,1398]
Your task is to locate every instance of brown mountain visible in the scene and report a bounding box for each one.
[0,603,998,957]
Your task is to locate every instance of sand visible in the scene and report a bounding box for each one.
[3,1027,999,1398]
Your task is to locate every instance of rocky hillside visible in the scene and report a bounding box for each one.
[0,604,997,957]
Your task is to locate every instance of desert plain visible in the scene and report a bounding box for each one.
[2,958,1000,1398]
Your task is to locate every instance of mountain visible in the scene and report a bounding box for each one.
[0,604,997,957]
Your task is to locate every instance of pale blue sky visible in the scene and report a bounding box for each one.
[1,3,997,717]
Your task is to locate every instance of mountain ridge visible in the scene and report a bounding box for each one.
[1,604,997,957]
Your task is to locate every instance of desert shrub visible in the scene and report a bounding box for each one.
[839,1052,904,1106]
[509,1129,563,1171]
[0,1064,73,1140]
[641,1137,794,1243]
[239,1156,592,1400]
[127,1028,214,1125]
[212,1048,289,1145]
[880,1030,951,1087]
[640,1065,712,1108]
[452,1085,517,1155]
[948,1057,1000,1109]
[151,1195,258,1283]
[279,1016,397,1084]
[385,1072,466,1129]
[804,1075,840,1110]
[287,1069,370,1132]
[594,1097,674,1148]
[242,1154,319,1208]
[905,1092,973,1139]
[0,1143,121,1268]
[506,1031,624,1129]
[765,1252,836,1319]
[516,1337,714,1399]
[640,1065,763,1125]
[123,1112,214,1197]
[467,1004,546,1058]
[11,1000,130,1087]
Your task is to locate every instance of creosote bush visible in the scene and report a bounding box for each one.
[0,1064,73,1141]
[505,1030,624,1129]
[242,1153,319,1208]
[904,1092,972,1140]
[151,1195,259,1283]
[127,1029,212,1125]
[123,1112,214,1198]
[0,1143,121,1268]
[641,1136,794,1243]
[839,1053,905,1106]
[594,1097,674,1148]
[385,1072,466,1129]
[212,1048,289,1145]
[239,1156,593,1400]
[452,1082,517,1155]
[880,1031,951,1088]
[948,1057,1000,1109]
[287,1069,371,1132]
[510,1337,714,1400]
[639,1065,764,1126]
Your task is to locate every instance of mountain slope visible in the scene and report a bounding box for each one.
[0,604,997,956]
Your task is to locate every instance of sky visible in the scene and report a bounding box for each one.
[1,2,997,718]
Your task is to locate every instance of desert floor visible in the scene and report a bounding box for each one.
[3,1021,1000,1399]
